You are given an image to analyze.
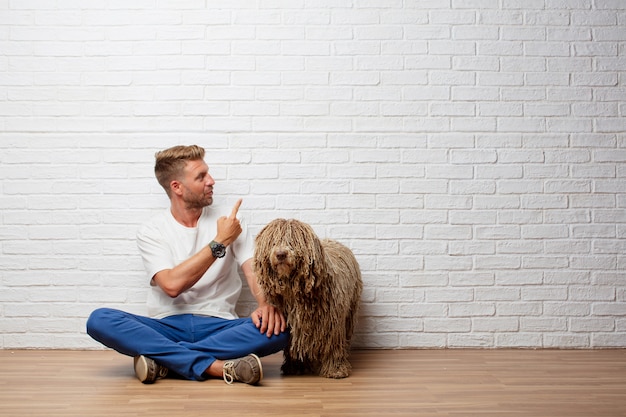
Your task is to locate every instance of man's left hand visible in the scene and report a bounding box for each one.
[250,304,287,337]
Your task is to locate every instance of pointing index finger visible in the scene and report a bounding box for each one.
[230,198,242,219]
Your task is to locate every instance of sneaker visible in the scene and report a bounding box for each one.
[133,355,168,384]
[222,353,263,385]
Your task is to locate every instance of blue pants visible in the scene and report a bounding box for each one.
[86,308,289,381]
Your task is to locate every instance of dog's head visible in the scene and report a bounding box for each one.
[253,218,325,299]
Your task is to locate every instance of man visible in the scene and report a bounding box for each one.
[87,145,288,385]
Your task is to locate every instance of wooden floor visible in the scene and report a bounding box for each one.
[1,349,625,417]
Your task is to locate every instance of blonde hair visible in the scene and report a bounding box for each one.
[154,145,205,197]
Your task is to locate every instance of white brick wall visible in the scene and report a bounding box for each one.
[1,1,625,349]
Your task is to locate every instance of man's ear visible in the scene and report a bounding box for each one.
[170,180,183,196]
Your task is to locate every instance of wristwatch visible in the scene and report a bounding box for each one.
[209,240,226,258]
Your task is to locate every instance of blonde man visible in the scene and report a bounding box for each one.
[87,145,288,384]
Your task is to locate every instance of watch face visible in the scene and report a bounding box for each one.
[211,242,226,258]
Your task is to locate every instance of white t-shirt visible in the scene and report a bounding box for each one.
[136,205,255,320]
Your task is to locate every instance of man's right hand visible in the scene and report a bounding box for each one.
[215,198,243,246]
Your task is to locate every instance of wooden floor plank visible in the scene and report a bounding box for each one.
[1,349,625,417]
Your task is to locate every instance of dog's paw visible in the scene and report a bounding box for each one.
[320,363,351,379]
[281,360,311,375]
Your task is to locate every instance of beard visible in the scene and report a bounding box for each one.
[182,189,213,210]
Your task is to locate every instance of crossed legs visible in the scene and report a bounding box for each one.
[86,308,289,381]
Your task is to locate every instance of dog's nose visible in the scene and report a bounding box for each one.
[275,250,287,261]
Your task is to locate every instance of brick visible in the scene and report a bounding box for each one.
[475,287,520,301]
[424,318,471,333]
[449,303,496,317]
[522,287,568,301]
[592,334,626,348]
[425,288,474,303]
[448,334,494,348]
[544,302,590,316]
[544,334,590,348]
[496,333,542,348]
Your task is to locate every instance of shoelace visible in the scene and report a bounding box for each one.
[222,361,236,385]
